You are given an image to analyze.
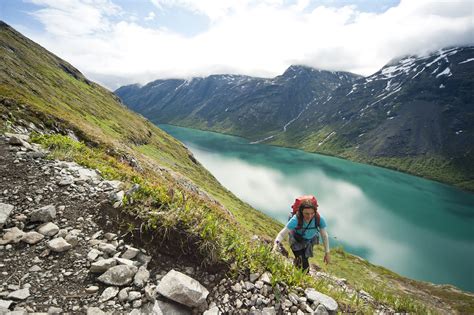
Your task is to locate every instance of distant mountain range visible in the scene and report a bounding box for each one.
[116,66,361,139]
[115,48,474,191]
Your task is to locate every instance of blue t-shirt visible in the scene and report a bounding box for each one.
[286,214,327,240]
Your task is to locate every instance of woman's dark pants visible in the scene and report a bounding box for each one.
[291,248,309,271]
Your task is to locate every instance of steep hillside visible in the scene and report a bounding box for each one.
[0,21,279,239]
[115,66,360,139]
[1,21,473,313]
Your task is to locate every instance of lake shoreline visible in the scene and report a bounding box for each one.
[158,123,474,194]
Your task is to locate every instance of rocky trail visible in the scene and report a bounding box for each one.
[0,130,348,314]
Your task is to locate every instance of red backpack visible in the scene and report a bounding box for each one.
[290,195,320,230]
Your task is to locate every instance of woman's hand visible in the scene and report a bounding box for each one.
[324,253,331,264]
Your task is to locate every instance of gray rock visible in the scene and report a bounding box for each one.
[100,286,119,302]
[141,300,192,315]
[118,287,130,302]
[244,281,255,291]
[249,273,260,282]
[97,265,138,286]
[47,306,63,314]
[90,258,117,273]
[38,222,59,236]
[288,292,299,304]
[231,283,242,293]
[259,272,272,285]
[315,304,329,315]
[87,248,102,261]
[134,266,150,288]
[0,299,12,309]
[305,288,338,312]
[0,203,14,228]
[262,307,276,315]
[121,246,140,260]
[98,242,117,255]
[115,257,138,267]
[87,307,106,315]
[28,265,42,272]
[21,231,44,245]
[7,288,30,300]
[58,176,74,186]
[0,227,25,244]
[156,269,209,308]
[135,252,152,267]
[144,284,157,302]
[30,205,56,223]
[47,237,72,252]
[104,233,117,241]
[102,180,123,190]
[203,306,219,315]
[85,286,100,294]
[128,291,141,301]
[64,233,79,247]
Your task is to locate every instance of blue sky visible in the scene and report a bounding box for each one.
[1,0,473,90]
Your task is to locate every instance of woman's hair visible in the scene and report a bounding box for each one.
[298,199,316,212]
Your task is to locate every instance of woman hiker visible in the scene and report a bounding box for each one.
[272,196,330,272]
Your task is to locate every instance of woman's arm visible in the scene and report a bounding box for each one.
[320,228,329,253]
[320,228,330,264]
[274,226,290,244]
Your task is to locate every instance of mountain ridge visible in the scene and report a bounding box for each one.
[116,47,474,191]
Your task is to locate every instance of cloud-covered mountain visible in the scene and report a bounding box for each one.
[115,66,361,138]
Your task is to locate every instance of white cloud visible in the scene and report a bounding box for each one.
[144,11,155,21]
[27,0,122,36]
[22,0,474,89]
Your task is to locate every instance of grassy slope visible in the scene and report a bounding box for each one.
[268,123,474,192]
[0,21,280,240]
[1,21,473,313]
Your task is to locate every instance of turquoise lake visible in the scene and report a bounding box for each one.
[160,124,474,292]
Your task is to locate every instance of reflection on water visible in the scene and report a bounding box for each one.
[162,124,474,292]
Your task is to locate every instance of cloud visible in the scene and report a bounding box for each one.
[144,11,155,21]
[26,0,122,36]
[21,0,474,89]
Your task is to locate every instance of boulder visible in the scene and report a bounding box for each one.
[21,231,44,245]
[141,300,191,315]
[0,203,14,228]
[29,205,56,223]
[90,258,117,273]
[86,307,106,315]
[315,304,329,315]
[203,306,220,315]
[156,269,209,308]
[134,266,150,288]
[305,288,338,312]
[7,288,30,300]
[121,246,140,260]
[97,265,138,286]
[259,272,272,285]
[0,227,25,244]
[38,222,59,236]
[47,237,72,252]
[100,286,119,302]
